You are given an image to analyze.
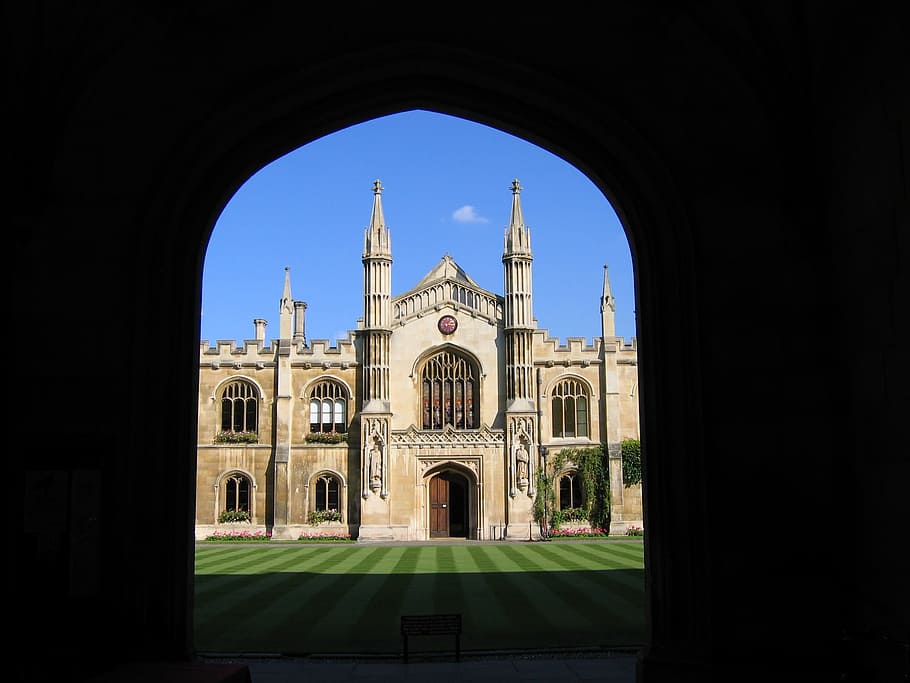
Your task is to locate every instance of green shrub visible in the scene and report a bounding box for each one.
[621,438,642,487]
[534,445,611,532]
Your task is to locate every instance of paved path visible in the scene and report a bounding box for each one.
[200,651,639,682]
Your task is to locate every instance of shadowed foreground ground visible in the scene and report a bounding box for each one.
[194,539,646,657]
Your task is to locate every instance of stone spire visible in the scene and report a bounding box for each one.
[503,178,531,255]
[279,266,294,340]
[601,264,616,338]
[361,179,392,408]
[363,178,391,258]
[502,178,535,405]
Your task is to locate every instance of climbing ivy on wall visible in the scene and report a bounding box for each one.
[534,444,611,531]
[621,438,642,487]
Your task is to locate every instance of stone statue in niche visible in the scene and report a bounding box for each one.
[516,443,529,490]
[368,440,383,492]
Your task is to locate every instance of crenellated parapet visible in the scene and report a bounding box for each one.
[200,339,277,368]
[201,332,362,368]
[533,330,637,360]
[291,335,358,360]
[534,329,603,362]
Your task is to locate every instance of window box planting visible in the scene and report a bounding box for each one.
[218,509,251,523]
[214,430,259,444]
[308,508,342,524]
[304,431,348,444]
[549,506,588,527]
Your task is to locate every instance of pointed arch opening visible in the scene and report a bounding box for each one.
[192,80,660,664]
[424,464,477,540]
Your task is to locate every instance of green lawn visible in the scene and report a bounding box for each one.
[193,540,645,656]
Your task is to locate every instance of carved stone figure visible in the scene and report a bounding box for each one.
[369,442,382,490]
[516,444,529,483]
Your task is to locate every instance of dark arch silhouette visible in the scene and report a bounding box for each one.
[11,6,907,683]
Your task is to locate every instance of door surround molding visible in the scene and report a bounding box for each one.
[418,458,482,540]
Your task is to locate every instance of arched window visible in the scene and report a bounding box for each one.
[220,380,259,434]
[551,378,589,438]
[314,474,340,512]
[420,349,479,430]
[309,380,348,434]
[310,473,343,523]
[558,471,583,510]
[223,473,251,514]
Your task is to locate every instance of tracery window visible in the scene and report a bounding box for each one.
[551,378,589,438]
[220,379,259,434]
[309,380,348,433]
[421,349,479,430]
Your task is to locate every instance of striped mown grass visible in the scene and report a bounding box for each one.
[194,540,645,656]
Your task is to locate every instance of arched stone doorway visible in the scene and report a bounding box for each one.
[426,467,473,539]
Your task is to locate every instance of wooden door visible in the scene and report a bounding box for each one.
[429,475,450,537]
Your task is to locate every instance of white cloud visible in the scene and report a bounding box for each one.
[452,205,488,223]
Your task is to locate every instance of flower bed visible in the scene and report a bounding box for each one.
[547,526,610,539]
[204,529,272,542]
[297,530,354,543]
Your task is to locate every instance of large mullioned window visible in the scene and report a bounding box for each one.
[551,378,589,438]
[309,380,348,434]
[421,349,479,430]
[220,380,259,434]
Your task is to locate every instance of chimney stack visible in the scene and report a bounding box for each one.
[294,301,308,345]
[254,318,267,343]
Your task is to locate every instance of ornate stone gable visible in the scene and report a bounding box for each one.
[392,254,503,326]
[391,423,505,448]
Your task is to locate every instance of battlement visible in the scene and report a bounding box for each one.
[296,335,357,357]
[200,333,359,366]
[532,329,637,363]
[201,339,275,357]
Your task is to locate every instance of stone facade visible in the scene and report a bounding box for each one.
[196,179,641,541]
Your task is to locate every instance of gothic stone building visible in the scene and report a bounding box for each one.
[196,179,641,541]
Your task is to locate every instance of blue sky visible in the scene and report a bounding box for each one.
[201,110,636,346]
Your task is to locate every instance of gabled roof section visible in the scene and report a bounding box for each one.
[413,254,480,290]
[392,253,503,325]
